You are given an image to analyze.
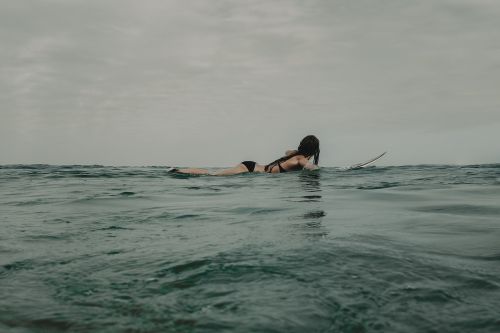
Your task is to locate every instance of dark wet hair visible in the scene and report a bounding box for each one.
[265,135,320,171]
[297,135,320,165]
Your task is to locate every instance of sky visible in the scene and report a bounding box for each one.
[1,0,499,167]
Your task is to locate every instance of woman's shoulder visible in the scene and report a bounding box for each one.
[289,154,308,165]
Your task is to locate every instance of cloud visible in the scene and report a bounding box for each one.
[1,0,499,165]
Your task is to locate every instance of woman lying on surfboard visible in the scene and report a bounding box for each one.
[172,135,320,176]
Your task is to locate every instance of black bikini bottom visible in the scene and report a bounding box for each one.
[241,161,256,172]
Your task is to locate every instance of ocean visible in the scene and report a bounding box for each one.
[1,164,499,333]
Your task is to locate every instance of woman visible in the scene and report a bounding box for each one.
[172,135,320,176]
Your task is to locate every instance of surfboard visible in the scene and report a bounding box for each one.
[346,152,387,170]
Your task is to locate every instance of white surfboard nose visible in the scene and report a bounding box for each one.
[347,152,387,170]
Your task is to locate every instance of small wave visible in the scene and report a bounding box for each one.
[24,234,70,241]
[174,214,204,220]
[302,210,326,219]
[106,250,126,255]
[2,318,74,332]
[98,226,131,231]
[412,204,500,216]
[1,259,35,277]
[170,259,211,274]
[462,278,499,290]
[155,259,211,278]
[0,164,52,169]
[456,253,500,262]
[402,286,460,303]
[224,207,287,216]
[357,181,401,190]
[13,198,53,206]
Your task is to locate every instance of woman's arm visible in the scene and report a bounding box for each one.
[303,162,319,170]
[299,156,319,170]
[285,149,298,156]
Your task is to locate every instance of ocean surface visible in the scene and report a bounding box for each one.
[1,164,500,333]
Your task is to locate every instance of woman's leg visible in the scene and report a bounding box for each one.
[213,164,248,176]
[175,168,210,175]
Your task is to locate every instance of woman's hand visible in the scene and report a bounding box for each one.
[298,155,319,170]
[303,162,319,170]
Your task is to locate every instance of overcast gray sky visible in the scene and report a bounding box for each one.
[1,0,499,166]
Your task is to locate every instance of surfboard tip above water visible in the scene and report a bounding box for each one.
[346,152,387,170]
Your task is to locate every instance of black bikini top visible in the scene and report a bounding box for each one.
[267,161,303,173]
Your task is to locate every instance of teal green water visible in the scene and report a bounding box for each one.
[1,164,500,332]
